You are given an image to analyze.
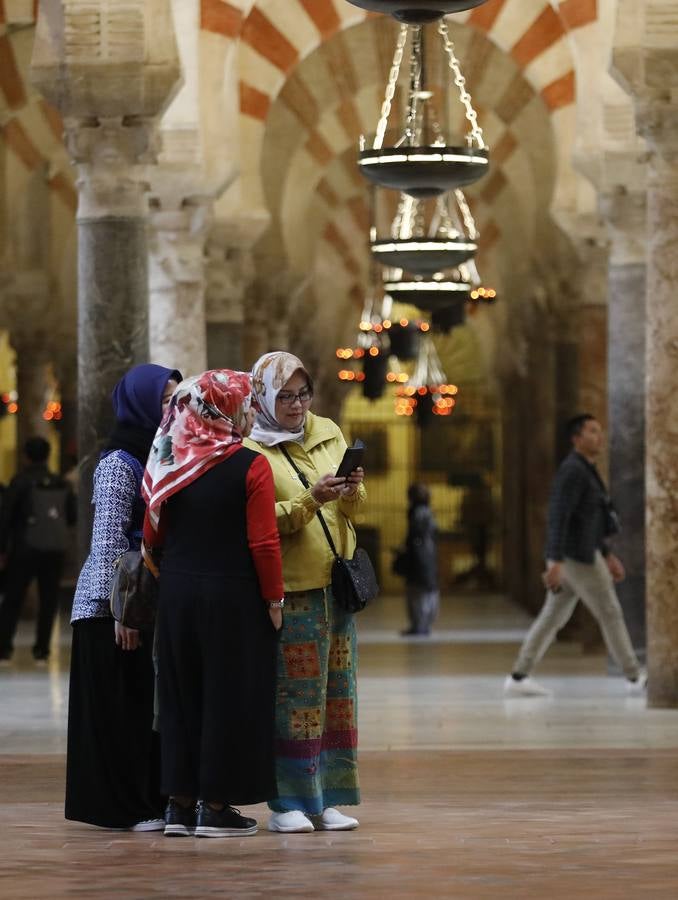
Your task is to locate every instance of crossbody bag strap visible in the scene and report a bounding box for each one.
[279,444,340,560]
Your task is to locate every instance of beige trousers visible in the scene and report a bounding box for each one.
[513,552,641,680]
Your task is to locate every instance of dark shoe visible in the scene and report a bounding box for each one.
[164,799,197,837]
[0,650,12,668]
[195,802,257,838]
[32,647,49,664]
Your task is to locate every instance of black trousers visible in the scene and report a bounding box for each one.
[158,572,278,804]
[0,549,64,656]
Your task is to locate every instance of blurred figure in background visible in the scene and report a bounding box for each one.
[0,437,76,664]
[401,483,439,637]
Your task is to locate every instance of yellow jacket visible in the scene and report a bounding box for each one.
[245,412,367,592]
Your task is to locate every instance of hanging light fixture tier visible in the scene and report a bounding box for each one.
[371,235,477,274]
[345,1,489,23]
[359,146,489,198]
[384,278,470,311]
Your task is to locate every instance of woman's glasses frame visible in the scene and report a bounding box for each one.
[277,387,313,407]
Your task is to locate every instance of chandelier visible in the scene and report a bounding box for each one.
[371,188,478,275]
[358,20,489,198]
[347,1,489,22]
[394,335,458,426]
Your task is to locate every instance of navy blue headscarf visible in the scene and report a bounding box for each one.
[105,364,182,463]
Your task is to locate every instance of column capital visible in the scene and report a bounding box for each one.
[64,117,159,219]
[30,0,182,219]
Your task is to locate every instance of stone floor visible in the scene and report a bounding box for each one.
[2,593,678,898]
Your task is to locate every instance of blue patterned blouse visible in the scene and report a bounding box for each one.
[71,451,144,623]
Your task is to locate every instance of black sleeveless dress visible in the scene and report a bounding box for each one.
[157,447,278,803]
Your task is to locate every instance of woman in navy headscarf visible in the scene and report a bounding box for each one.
[65,364,181,831]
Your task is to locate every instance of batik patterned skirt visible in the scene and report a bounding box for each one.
[269,586,360,814]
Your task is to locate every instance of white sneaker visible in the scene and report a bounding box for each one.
[131,818,166,832]
[313,808,359,831]
[626,670,647,695]
[503,675,551,697]
[268,810,314,833]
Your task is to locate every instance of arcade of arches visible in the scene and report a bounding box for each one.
[1,1,678,894]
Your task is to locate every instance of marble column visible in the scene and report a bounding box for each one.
[5,272,54,457]
[149,198,210,378]
[640,112,678,707]
[575,241,610,434]
[601,187,647,657]
[523,304,557,613]
[30,0,182,554]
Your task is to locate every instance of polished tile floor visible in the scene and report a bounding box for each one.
[2,594,678,898]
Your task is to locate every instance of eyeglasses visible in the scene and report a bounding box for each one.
[277,388,313,407]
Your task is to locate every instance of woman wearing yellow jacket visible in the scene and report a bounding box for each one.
[247,351,366,834]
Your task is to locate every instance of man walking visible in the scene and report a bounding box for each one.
[0,437,76,664]
[504,415,644,697]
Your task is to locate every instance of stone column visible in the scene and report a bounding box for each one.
[638,110,678,706]
[149,195,210,378]
[30,0,182,553]
[5,272,54,457]
[600,186,647,657]
[574,240,610,434]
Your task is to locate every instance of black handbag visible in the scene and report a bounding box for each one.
[280,446,379,613]
[109,546,159,631]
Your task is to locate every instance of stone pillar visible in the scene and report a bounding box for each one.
[30,0,182,554]
[149,196,210,378]
[574,240,610,433]
[600,186,647,657]
[5,272,53,457]
[639,111,678,706]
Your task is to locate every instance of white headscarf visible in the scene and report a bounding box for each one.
[250,351,311,447]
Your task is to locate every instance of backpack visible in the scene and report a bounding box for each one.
[25,478,70,552]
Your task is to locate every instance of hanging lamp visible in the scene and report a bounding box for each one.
[346,1,489,23]
[394,335,458,426]
[358,21,489,198]
[371,188,478,274]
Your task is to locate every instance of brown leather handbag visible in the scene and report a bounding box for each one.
[109,546,159,631]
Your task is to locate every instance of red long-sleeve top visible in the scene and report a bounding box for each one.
[143,450,284,602]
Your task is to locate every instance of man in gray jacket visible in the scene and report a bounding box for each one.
[504,414,644,697]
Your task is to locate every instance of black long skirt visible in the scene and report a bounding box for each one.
[158,572,278,804]
[65,617,162,828]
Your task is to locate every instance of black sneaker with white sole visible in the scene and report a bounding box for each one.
[195,802,257,838]
[164,799,197,837]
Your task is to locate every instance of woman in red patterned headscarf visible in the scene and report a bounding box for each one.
[142,369,285,840]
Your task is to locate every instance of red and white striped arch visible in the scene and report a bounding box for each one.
[200,0,598,215]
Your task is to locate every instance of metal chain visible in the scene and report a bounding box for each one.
[454,189,478,239]
[373,24,409,151]
[438,20,485,150]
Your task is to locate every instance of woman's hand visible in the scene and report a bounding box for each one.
[115,621,141,651]
[311,474,346,504]
[339,466,365,497]
[268,607,283,631]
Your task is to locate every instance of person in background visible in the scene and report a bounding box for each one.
[248,351,365,835]
[65,363,181,831]
[401,483,439,637]
[0,437,76,664]
[504,414,645,698]
[143,370,283,839]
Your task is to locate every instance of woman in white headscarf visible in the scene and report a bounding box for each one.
[246,351,366,834]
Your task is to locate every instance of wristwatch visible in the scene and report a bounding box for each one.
[268,599,285,609]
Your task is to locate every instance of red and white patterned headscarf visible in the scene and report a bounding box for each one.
[142,369,256,532]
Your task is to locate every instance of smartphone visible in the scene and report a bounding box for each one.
[336,440,365,479]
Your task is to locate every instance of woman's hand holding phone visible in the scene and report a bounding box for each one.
[339,466,364,497]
